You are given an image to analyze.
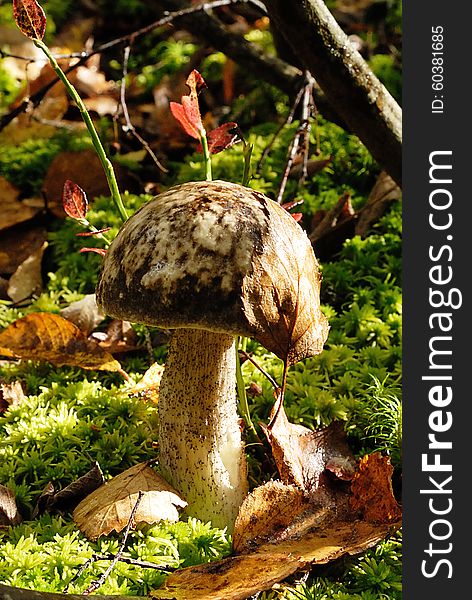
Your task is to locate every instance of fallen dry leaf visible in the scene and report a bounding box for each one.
[0,224,47,276]
[232,480,318,553]
[350,453,402,523]
[0,484,22,527]
[0,177,40,232]
[262,402,357,496]
[152,516,398,600]
[7,241,48,303]
[126,362,165,404]
[73,462,187,540]
[59,294,105,336]
[0,312,122,372]
[0,380,27,414]
[33,462,105,518]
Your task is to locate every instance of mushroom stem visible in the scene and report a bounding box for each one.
[157,328,248,531]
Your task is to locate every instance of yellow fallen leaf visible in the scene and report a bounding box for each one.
[73,462,187,540]
[0,312,122,371]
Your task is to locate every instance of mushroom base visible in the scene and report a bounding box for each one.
[157,328,248,531]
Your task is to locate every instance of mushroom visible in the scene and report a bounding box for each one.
[96,180,329,530]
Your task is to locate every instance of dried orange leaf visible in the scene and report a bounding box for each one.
[73,462,187,540]
[152,518,398,600]
[262,402,356,495]
[0,312,122,371]
[13,0,46,40]
[232,480,316,553]
[63,179,88,220]
[350,453,402,523]
[153,449,400,599]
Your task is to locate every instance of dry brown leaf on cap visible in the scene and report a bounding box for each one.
[0,312,122,372]
[0,484,22,527]
[73,462,187,540]
[7,241,48,303]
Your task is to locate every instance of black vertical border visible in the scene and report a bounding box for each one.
[403,2,468,598]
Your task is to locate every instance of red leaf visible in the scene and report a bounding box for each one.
[79,248,107,257]
[76,228,111,237]
[291,213,303,222]
[206,122,241,154]
[169,102,200,140]
[170,70,206,140]
[63,180,89,220]
[13,0,46,40]
[186,69,207,95]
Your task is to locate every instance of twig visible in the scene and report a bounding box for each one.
[238,350,280,391]
[256,83,305,174]
[275,73,315,202]
[119,44,168,173]
[63,553,172,593]
[82,491,144,595]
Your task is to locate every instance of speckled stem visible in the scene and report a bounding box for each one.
[157,328,248,531]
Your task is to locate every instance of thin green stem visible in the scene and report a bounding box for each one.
[242,142,253,187]
[200,131,212,181]
[235,336,257,437]
[34,39,128,223]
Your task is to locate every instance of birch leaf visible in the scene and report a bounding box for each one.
[73,462,187,540]
[0,312,122,371]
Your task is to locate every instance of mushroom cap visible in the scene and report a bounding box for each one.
[96,180,329,364]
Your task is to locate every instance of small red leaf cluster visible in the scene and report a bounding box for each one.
[170,70,241,155]
[13,0,46,40]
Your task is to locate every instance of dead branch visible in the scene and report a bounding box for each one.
[264,0,402,187]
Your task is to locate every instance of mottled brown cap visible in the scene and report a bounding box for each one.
[96,180,329,364]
